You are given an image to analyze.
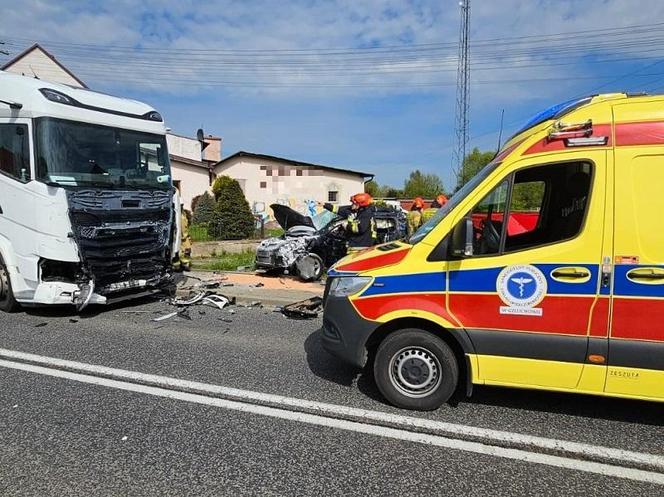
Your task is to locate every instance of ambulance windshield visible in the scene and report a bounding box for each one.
[409,160,501,244]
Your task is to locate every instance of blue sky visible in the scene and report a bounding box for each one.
[3,0,664,190]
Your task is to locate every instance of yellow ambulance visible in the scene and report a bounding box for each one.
[322,93,664,410]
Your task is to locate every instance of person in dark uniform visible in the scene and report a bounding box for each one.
[320,193,377,249]
[431,194,448,208]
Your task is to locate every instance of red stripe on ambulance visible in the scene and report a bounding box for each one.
[611,298,664,341]
[336,248,411,273]
[615,120,664,146]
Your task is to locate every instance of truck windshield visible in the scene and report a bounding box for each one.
[34,117,171,190]
[409,160,501,244]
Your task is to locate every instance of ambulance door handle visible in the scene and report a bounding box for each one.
[626,268,664,284]
[550,267,591,283]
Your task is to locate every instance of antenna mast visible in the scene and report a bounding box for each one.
[453,0,471,187]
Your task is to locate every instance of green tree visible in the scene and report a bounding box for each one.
[208,176,255,240]
[403,170,444,198]
[365,179,380,197]
[383,186,403,198]
[458,147,495,189]
[192,191,215,225]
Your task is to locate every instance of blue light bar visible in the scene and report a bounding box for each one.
[512,96,594,138]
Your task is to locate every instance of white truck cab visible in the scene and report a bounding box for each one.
[0,72,179,312]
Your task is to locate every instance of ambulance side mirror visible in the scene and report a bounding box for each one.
[451,217,474,258]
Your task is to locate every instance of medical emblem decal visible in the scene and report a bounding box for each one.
[496,265,547,316]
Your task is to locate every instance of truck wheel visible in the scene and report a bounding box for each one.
[295,253,324,281]
[0,255,20,313]
[374,329,458,411]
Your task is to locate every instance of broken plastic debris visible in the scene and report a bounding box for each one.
[172,292,206,306]
[152,311,178,322]
[281,296,323,319]
[201,295,230,310]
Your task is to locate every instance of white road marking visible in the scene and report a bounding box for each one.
[0,349,663,485]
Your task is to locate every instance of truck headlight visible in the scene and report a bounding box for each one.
[328,277,371,297]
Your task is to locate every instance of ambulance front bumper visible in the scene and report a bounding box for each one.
[321,294,379,369]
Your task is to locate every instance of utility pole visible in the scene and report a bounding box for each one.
[453,0,470,188]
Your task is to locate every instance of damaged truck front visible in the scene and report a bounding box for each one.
[0,72,179,312]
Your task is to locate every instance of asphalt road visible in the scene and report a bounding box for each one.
[0,297,662,496]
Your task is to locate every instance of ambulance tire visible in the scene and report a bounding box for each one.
[0,255,20,313]
[374,329,458,411]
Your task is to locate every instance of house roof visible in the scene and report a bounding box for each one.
[169,154,211,169]
[1,43,88,89]
[214,151,374,179]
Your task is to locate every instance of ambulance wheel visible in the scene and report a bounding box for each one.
[0,255,20,313]
[374,329,458,411]
[295,253,324,281]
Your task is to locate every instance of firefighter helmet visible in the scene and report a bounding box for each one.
[351,193,373,207]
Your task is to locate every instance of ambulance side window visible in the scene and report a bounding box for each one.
[453,161,593,259]
[504,161,592,252]
[468,179,510,256]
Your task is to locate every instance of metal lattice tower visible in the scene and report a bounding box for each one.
[453,0,471,187]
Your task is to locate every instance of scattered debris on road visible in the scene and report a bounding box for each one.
[34,322,48,328]
[152,311,178,322]
[281,296,323,319]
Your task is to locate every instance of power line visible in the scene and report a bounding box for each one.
[5,20,664,54]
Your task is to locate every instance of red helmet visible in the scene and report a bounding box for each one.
[436,194,448,206]
[413,197,425,209]
[351,192,373,207]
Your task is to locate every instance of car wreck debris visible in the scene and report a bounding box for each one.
[256,203,406,281]
[281,296,323,319]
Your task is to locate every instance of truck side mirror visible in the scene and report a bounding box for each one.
[451,217,474,258]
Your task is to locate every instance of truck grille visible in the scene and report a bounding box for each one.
[66,189,173,293]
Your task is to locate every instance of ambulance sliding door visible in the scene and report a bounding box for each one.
[608,108,664,399]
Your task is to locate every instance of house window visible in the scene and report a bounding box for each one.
[328,191,338,202]
[278,166,287,176]
[296,168,303,176]
[260,181,267,189]
[266,169,272,176]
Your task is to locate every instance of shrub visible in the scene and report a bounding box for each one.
[192,191,215,225]
[208,176,255,240]
[191,194,202,213]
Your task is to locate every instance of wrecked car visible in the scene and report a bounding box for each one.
[0,72,178,312]
[255,203,406,281]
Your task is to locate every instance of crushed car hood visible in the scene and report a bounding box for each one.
[271,204,315,231]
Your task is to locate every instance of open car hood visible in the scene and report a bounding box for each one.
[270,204,315,231]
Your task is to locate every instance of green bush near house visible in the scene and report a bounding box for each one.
[193,191,215,225]
[208,175,255,240]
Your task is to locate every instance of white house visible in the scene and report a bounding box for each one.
[1,44,87,88]
[166,133,221,211]
[213,151,373,218]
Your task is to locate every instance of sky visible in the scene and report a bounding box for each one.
[3,0,664,191]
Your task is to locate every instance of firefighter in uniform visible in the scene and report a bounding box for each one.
[407,196,425,236]
[321,193,377,250]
